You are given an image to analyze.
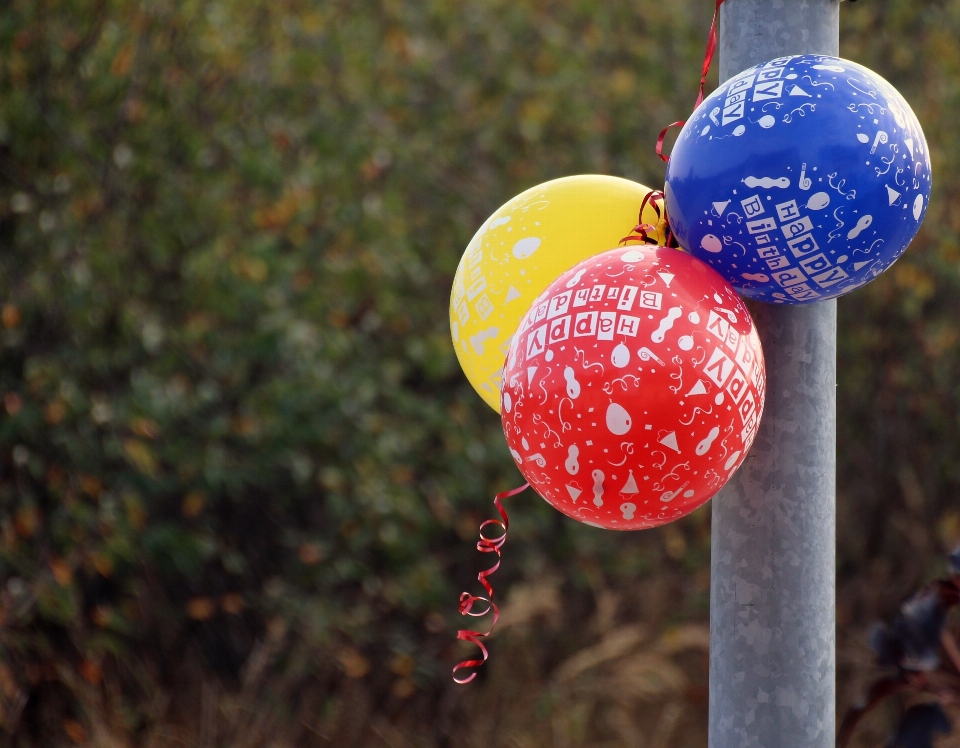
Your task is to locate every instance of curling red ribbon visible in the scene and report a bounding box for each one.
[621,189,680,249]
[696,0,725,110]
[620,190,665,245]
[656,121,686,163]
[452,482,529,684]
[657,0,725,163]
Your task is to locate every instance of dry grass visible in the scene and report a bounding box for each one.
[4,511,960,748]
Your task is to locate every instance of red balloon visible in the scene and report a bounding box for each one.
[501,246,766,530]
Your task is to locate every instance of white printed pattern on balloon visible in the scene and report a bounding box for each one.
[680,55,930,303]
[449,190,553,397]
[503,254,765,528]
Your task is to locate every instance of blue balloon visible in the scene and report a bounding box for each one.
[665,55,931,304]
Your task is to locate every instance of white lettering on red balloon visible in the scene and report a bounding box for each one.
[502,246,766,530]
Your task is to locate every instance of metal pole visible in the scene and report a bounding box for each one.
[709,2,839,747]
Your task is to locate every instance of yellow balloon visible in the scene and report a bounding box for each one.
[450,174,665,412]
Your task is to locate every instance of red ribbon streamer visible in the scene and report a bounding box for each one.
[657,0,726,163]
[656,121,686,163]
[620,189,665,245]
[695,0,725,111]
[620,189,680,249]
[452,483,529,684]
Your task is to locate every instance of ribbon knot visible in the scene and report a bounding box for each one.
[620,190,679,249]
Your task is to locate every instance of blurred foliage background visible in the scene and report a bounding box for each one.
[1,0,960,746]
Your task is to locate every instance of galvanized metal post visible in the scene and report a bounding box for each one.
[709,2,839,747]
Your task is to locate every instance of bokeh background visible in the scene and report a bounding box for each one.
[2,0,960,746]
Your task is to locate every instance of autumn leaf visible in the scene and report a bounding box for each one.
[49,556,72,586]
[63,719,87,744]
[123,439,157,476]
[1,304,21,328]
[109,43,133,76]
[186,598,215,620]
